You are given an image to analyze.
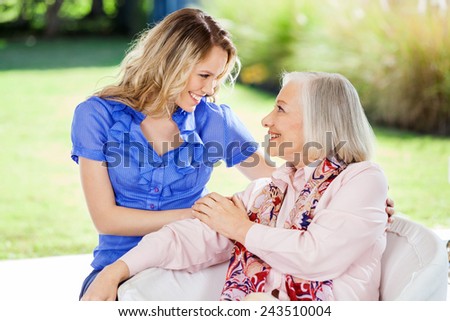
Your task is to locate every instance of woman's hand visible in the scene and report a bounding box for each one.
[386,197,395,224]
[81,260,130,301]
[192,192,253,244]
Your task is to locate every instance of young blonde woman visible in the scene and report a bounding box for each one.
[71,8,274,299]
[81,72,393,301]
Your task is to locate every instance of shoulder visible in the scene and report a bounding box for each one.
[73,96,137,128]
[339,161,388,192]
[193,99,233,131]
[195,99,231,119]
[195,99,248,131]
[345,161,386,178]
[74,96,115,120]
[317,161,388,216]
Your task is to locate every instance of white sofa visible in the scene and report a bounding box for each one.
[119,216,449,301]
[379,216,448,300]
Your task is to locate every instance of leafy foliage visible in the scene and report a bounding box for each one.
[203,0,450,135]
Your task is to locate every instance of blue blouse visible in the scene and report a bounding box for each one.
[71,96,258,270]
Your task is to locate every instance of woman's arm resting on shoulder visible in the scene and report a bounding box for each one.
[79,157,192,236]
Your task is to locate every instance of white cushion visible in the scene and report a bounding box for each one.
[118,262,228,301]
[379,216,448,300]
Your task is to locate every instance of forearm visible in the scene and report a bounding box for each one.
[120,219,233,277]
[90,205,192,236]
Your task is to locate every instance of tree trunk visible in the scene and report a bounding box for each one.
[44,0,64,38]
[87,0,105,18]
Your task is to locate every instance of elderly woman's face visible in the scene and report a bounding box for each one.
[261,80,305,166]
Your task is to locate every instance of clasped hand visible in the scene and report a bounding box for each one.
[192,192,254,244]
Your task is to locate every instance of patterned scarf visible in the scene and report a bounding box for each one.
[220,157,347,301]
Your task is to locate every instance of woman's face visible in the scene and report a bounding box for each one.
[175,46,228,113]
[261,80,305,167]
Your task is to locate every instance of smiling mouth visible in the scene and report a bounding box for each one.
[269,132,281,140]
[189,92,203,102]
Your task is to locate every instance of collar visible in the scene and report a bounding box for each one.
[171,100,206,146]
[271,162,318,192]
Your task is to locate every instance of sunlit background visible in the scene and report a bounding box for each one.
[0,0,449,260]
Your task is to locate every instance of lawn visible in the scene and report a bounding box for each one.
[0,37,449,260]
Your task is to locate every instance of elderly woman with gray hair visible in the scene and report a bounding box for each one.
[82,72,389,301]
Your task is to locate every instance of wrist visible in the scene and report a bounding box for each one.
[104,260,131,283]
[233,220,254,244]
[180,208,194,220]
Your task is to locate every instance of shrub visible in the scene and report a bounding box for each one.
[202,0,323,92]
[202,0,450,135]
[325,0,450,135]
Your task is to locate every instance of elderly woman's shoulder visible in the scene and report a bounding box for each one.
[347,160,384,171]
[343,161,387,185]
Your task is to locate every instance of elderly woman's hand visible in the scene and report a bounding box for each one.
[192,192,254,244]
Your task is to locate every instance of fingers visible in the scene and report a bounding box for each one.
[194,197,216,210]
[194,192,231,212]
[386,206,395,217]
[192,202,213,216]
[386,197,394,208]
[231,194,246,211]
[195,193,225,206]
[385,197,395,219]
[192,196,217,222]
[206,192,227,202]
[192,209,212,228]
[192,208,207,220]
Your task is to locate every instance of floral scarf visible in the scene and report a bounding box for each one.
[220,157,347,301]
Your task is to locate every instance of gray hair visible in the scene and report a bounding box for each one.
[282,71,375,163]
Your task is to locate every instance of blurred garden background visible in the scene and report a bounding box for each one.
[0,0,449,260]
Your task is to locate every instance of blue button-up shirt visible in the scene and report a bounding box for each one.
[71,96,258,269]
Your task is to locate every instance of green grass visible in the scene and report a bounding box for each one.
[0,37,448,260]
[374,128,450,228]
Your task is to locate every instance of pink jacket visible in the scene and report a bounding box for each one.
[120,161,388,300]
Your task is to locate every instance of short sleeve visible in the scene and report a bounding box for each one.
[70,97,113,164]
[219,104,258,167]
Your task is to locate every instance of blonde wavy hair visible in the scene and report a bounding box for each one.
[283,72,375,163]
[97,8,240,118]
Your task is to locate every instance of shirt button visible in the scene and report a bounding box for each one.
[150,204,155,209]
[154,187,159,193]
